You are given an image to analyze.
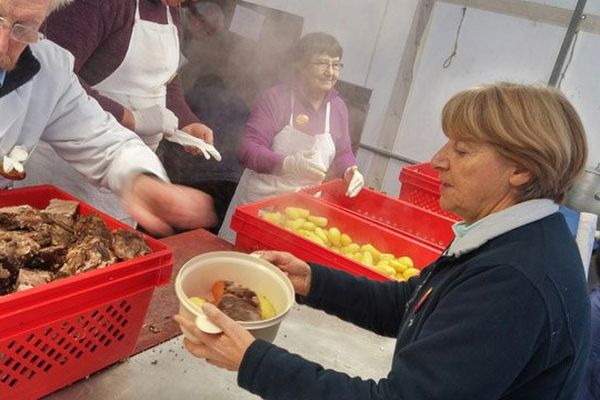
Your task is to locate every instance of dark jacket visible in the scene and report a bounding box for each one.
[238,213,591,399]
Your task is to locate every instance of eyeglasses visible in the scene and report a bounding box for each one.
[310,61,343,72]
[0,16,45,44]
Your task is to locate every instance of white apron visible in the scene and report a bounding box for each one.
[14,0,179,225]
[219,95,336,243]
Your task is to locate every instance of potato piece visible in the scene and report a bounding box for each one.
[189,296,207,312]
[259,294,277,319]
[314,227,330,245]
[403,268,420,280]
[301,221,317,231]
[307,215,328,227]
[397,256,414,269]
[284,207,310,220]
[361,243,381,263]
[389,259,409,273]
[284,218,306,231]
[340,233,353,247]
[341,243,360,255]
[262,212,283,225]
[327,227,341,247]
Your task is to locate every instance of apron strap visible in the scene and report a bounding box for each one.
[289,93,295,128]
[324,102,331,134]
[166,4,174,24]
[134,0,141,20]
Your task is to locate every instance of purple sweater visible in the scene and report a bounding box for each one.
[238,84,356,176]
[44,0,198,127]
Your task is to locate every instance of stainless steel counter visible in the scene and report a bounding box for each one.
[44,304,396,399]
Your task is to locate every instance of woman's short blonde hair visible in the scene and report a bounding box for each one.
[441,82,588,203]
[49,0,73,12]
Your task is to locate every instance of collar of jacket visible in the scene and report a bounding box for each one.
[0,46,41,99]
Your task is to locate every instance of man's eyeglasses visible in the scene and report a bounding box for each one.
[0,16,45,44]
[310,61,344,72]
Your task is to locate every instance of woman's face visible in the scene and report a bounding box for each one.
[299,53,341,95]
[431,138,526,224]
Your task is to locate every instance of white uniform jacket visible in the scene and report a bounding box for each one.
[2,40,168,194]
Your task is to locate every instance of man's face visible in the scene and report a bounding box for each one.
[0,0,49,71]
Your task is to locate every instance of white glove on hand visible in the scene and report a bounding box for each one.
[131,105,179,137]
[282,152,327,182]
[344,166,364,198]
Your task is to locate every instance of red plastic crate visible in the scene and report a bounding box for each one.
[231,192,442,281]
[0,186,173,400]
[398,163,460,220]
[302,179,455,250]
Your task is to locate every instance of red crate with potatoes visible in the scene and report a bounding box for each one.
[231,191,442,282]
[302,179,455,251]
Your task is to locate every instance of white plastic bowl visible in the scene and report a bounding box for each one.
[175,251,295,342]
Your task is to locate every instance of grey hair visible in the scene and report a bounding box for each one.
[49,0,74,12]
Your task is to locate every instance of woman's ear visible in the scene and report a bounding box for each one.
[509,165,532,187]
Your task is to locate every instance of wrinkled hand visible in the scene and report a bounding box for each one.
[121,174,217,236]
[181,122,214,144]
[173,302,255,372]
[282,151,327,182]
[344,166,364,198]
[131,105,179,137]
[253,251,311,296]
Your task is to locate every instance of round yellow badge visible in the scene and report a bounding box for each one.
[295,114,309,125]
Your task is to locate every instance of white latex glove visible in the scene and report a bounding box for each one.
[164,130,222,161]
[344,166,364,198]
[282,151,327,182]
[131,105,179,137]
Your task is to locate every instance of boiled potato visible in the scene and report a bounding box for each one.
[307,215,328,227]
[259,294,277,319]
[340,233,353,247]
[403,268,420,279]
[284,207,310,220]
[328,227,342,247]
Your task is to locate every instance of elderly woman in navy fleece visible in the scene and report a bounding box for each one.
[14,0,215,225]
[176,82,591,400]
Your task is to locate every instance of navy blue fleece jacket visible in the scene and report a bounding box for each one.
[238,213,591,399]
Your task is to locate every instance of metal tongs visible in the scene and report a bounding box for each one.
[164,129,222,161]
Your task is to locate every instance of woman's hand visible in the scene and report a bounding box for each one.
[121,174,217,236]
[254,251,312,296]
[181,122,214,144]
[173,303,255,372]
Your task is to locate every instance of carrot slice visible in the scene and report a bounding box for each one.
[212,280,225,303]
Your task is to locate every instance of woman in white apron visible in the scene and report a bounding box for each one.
[14,0,191,225]
[219,32,365,243]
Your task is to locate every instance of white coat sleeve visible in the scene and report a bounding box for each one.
[36,44,168,195]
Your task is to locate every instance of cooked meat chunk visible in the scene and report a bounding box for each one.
[0,261,19,295]
[0,205,44,231]
[58,236,116,277]
[0,200,151,297]
[43,199,78,227]
[74,215,112,244]
[112,229,152,260]
[216,281,261,322]
[16,268,53,291]
[28,245,68,272]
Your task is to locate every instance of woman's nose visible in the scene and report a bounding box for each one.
[431,143,449,170]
